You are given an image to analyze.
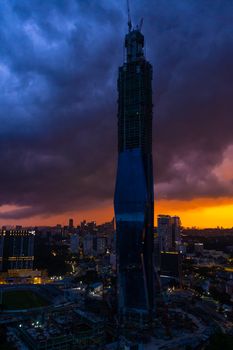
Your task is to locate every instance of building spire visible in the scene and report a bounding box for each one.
[127,0,132,32]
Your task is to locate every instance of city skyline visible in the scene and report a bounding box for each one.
[0,0,232,228]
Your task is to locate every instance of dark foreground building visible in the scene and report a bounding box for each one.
[160,251,182,287]
[114,21,154,321]
[0,229,35,272]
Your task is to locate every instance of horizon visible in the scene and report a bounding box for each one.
[0,201,233,229]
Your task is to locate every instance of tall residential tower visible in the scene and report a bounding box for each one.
[114,18,154,320]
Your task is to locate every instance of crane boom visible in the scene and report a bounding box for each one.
[127,0,132,31]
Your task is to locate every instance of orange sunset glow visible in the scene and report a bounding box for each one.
[0,198,232,228]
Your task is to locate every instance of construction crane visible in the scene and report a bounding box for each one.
[127,0,144,32]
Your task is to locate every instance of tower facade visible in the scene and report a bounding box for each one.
[114,25,154,318]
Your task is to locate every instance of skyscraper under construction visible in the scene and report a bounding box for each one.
[114,14,154,320]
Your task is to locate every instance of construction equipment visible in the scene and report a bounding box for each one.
[127,0,132,31]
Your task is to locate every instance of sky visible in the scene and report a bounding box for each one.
[0,0,232,228]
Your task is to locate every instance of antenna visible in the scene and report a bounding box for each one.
[139,18,144,32]
[127,0,132,31]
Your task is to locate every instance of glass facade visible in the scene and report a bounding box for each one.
[114,27,154,318]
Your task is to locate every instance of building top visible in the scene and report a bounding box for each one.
[125,29,144,63]
[125,0,144,63]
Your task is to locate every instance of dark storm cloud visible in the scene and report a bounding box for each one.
[0,0,232,219]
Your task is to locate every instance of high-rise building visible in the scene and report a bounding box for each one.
[171,216,181,249]
[158,215,181,252]
[158,215,173,252]
[83,233,94,256]
[93,236,106,256]
[70,234,79,254]
[114,18,154,319]
[0,229,35,272]
[69,218,74,228]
